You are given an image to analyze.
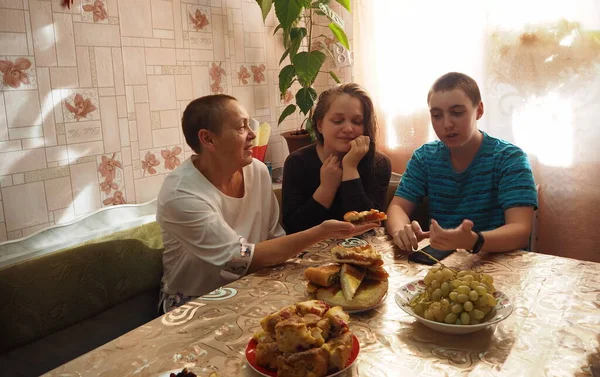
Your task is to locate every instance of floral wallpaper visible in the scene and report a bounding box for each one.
[0,0,352,242]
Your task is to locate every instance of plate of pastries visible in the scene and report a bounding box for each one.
[246,300,359,377]
[304,240,388,313]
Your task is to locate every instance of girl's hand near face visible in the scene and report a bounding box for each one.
[320,154,343,193]
[342,135,370,169]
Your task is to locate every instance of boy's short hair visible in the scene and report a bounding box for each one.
[427,72,481,106]
[182,94,237,153]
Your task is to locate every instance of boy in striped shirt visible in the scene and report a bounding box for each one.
[386,72,538,254]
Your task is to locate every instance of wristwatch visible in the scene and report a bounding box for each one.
[470,231,484,254]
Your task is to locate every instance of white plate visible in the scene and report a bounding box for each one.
[395,279,513,335]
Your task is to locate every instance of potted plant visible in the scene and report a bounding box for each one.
[254,0,351,153]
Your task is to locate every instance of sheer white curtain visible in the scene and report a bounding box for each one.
[352,0,600,260]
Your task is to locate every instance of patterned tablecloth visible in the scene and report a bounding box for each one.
[45,228,600,377]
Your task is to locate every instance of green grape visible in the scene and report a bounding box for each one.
[485,293,497,306]
[468,290,479,301]
[457,293,469,303]
[414,304,424,316]
[470,281,480,290]
[460,312,471,325]
[434,270,444,283]
[441,282,450,297]
[442,268,454,280]
[457,286,471,295]
[430,279,441,290]
[434,310,445,322]
[452,279,462,288]
[449,291,458,301]
[471,319,480,325]
[451,303,463,314]
[457,270,468,278]
[463,301,474,312]
[430,302,441,320]
[424,309,434,320]
[472,309,485,320]
[424,272,435,285]
[440,298,450,307]
[463,274,474,283]
[431,288,442,301]
[476,297,487,308]
[475,286,488,296]
[455,319,462,325]
[444,313,457,324]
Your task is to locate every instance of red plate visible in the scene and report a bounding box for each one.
[245,335,360,377]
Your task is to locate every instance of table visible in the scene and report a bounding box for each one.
[44,228,600,377]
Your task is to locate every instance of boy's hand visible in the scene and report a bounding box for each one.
[429,219,478,251]
[392,220,430,253]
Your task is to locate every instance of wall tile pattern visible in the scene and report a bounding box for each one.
[0,0,352,241]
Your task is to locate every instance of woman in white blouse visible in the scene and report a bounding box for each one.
[156,94,376,312]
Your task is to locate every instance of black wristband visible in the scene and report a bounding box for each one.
[471,231,484,254]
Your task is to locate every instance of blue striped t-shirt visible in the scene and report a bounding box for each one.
[395,131,538,232]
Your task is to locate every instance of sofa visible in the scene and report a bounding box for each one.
[1,180,423,377]
[0,202,164,377]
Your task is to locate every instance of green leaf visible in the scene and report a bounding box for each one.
[279,48,290,65]
[273,24,282,35]
[304,118,317,141]
[255,0,273,22]
[279,104,297,125]
[292,51,326,86]
[318,3,344,28]
[334,0,350,12]
[328,22,349,50]
[328,71,341,84]
[289,27,307,59]
[296,87,318,115]
[279,65,296,94]
[274,0,304,31]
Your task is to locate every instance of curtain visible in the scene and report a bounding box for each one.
[352,0,600,261]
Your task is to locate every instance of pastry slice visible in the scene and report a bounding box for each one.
[340,264,366,302]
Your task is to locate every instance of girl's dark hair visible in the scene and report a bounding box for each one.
[182,94,237,153]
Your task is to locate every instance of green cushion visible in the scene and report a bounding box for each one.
[0,221,164,352]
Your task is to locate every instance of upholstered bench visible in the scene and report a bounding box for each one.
[0,201,163,377]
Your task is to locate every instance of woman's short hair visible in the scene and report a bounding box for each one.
[182,94,237,153]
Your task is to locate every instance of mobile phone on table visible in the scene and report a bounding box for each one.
[408,245,455,265]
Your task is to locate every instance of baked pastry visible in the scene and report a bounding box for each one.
[316,279,388,311]
[303,265,341,287]
[343,209,387,224]
[365,265,389,281]
[261,304,297,333]
[340,264,365,301]
[275,317,323,353]
[330,244,383,267]
[276,347,329,377]
[321,331,353,372]
[255,340,281,369]
[252,300,353,377]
